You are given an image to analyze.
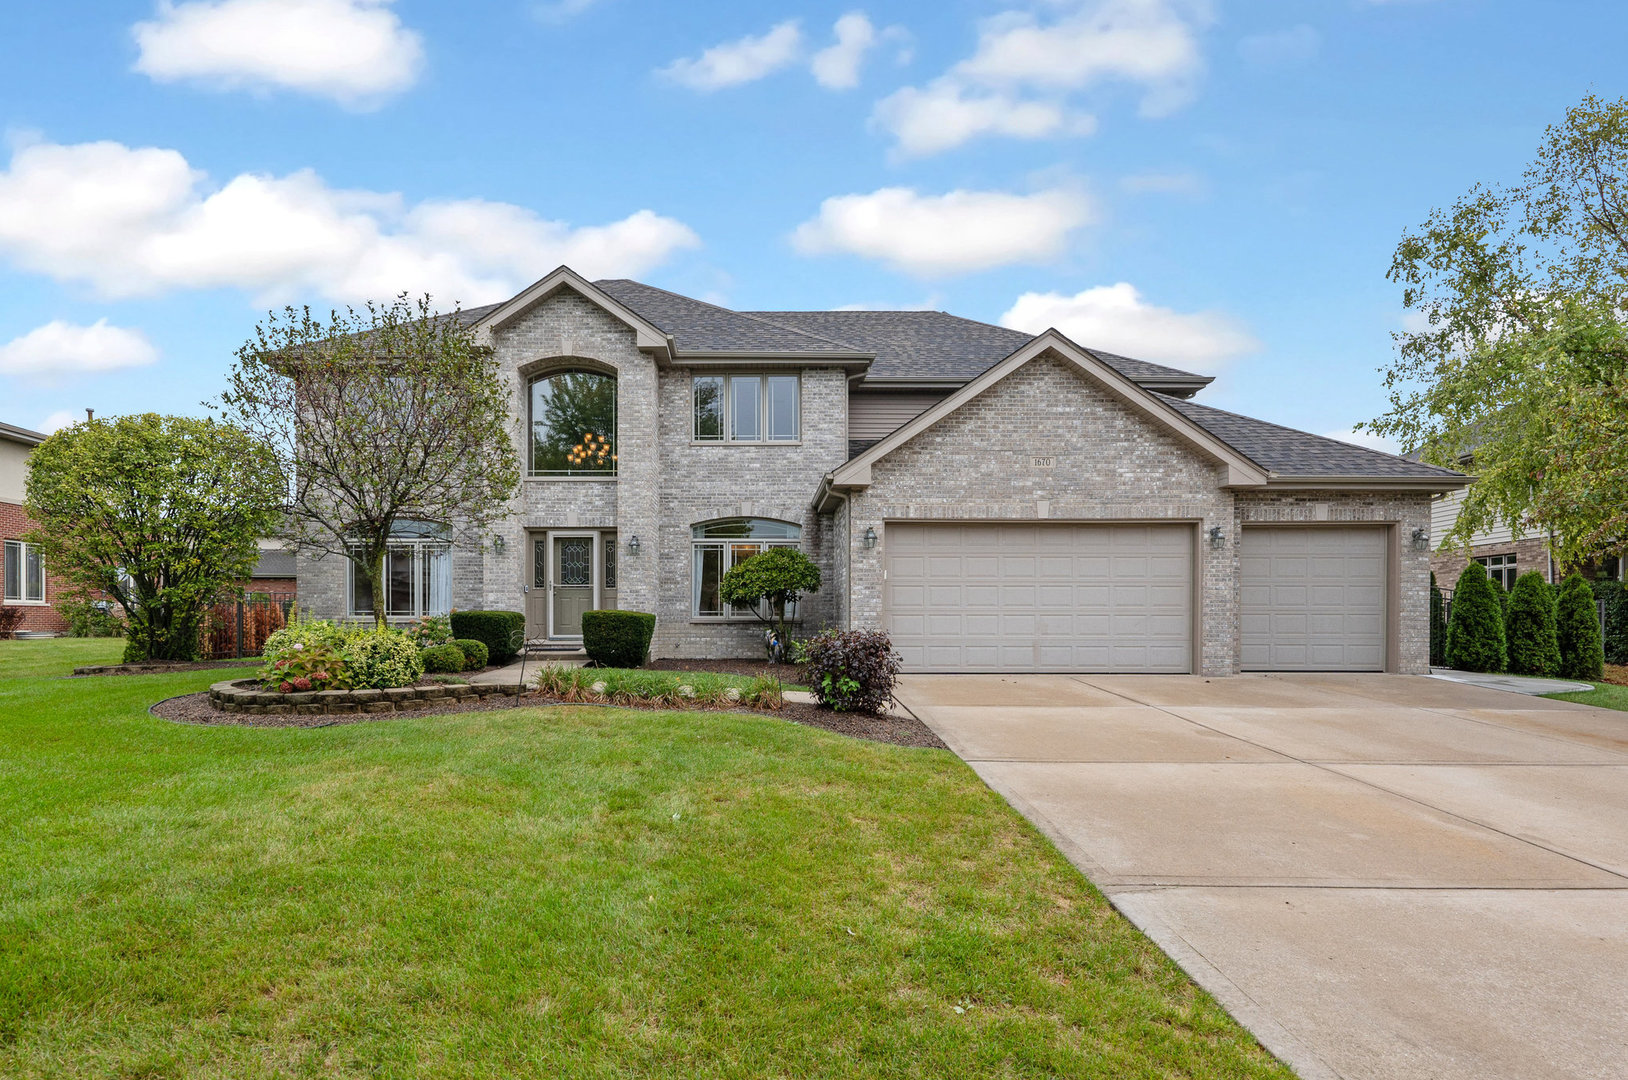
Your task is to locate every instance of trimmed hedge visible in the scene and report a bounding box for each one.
[420,643,467,674]
[450,610,526,665]
[453,638,489,671]
[1445,561,1506,673]
[1429,572,1447,668]
[1505,571,1560,677]
[1557,575,1605,681]
[800,628,902,714]
[1596,580,1628,666]
[581,610,656,669]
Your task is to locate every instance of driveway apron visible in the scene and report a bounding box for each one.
[894,673,1628,1080]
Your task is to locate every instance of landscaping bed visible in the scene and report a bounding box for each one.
[648,656,806,682]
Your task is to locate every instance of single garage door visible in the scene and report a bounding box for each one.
[1240,526,1387,671]
[885,522,1193,673]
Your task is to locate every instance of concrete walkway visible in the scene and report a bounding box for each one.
[894,672,1628,1080]
[1427,668,1595,696]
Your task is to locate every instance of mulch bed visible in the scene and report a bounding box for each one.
[150,689,945,749]
[75,659,261,677]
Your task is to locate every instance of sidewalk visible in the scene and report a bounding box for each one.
[1426,668,1594,696]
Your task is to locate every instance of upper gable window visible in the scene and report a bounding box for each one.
[530,370,617,476]
[693,374,799,443]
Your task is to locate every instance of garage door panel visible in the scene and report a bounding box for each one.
[1241,527,1387,672]
[886,522,1193,673]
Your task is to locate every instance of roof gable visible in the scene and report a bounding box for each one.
[830,330,1269,489]
[470,266,672,352]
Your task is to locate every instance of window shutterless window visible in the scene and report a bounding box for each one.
[690,518,802,619]
[530,369,617,476]
[1475,553,1518,592]
[693,374,799,442]
[3,540,45,603]
[347,521,451,618]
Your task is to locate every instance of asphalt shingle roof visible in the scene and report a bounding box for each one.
[1163,398,1466,479]
[594,280,857,353]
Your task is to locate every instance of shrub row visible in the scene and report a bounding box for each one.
[533,665,783,710]
[1444,564,1604,679]
[450,610,526,665]
[260,619,426,691]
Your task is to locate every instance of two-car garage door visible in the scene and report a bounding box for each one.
[886,523,1193,673]
[884,522,1389,674]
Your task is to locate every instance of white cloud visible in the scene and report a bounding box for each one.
[0,320,158,378]
[1237,24,1320,66]
[872,79,1093,157]
[1323,428,1401,454]
[0,139,701,306]
[1120,171,1204,196]
[812,13,877,89]
[132,0,424,108]
[660,20,803,91]
[40,410,83,434]
[792,186,1094,277]
[999,282,1257,373]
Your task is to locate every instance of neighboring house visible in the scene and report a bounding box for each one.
[1422,471,1624,591]
[294,266,1468,676]
[248,539,297,601]
[0,420,68,635]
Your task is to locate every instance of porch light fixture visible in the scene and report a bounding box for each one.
[493,534,506,554]
[627,534,641,554]
[1207,525,1226,548]
[862,527,878,549]
[1411,528,1430,551]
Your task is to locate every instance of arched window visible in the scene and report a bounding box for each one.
[348,520,451,618]
[691,518,801,619]
[529,369,617,476]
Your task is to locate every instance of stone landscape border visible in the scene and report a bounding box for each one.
[208,678,525,716]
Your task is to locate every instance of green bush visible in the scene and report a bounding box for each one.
[57,598,126,638]
[1596,580,1628,665]
[420,643,466,674]
[407,614,453,648]
[345,629,424,689]
[260,618,354,690]
[581,610,655,668]
[799,628,902,713]
[1505,571,1560,676]
[453,638,488,671]
[450,610,526,665]
[1556,575,1606,681]
[1428,572,1446,668]
[1445,562,1506,673]
[533,665,782,710]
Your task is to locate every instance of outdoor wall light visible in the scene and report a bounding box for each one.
[1411,528,1431,551]
[863,527,878,549]
[493,534,506,554]
[627,534,641,554]
[1208,525,1226,548]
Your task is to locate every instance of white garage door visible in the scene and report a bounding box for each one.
[885,523,1193,673]
[1240,527,1387,671]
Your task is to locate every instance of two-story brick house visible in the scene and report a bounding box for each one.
[294,266,1468,676]
[1,420,68,636]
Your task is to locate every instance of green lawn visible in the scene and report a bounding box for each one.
[0,635,125,678]
[1547,681,1628,711]
[0,648,1289,1079]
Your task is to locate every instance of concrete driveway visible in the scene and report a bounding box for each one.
[893,673,1628,1080]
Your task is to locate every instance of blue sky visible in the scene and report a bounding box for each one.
[0,0,1623,449]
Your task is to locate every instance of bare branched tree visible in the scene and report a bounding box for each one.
[219,296,520,628]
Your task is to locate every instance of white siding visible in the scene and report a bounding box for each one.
[1431,488,1514,546]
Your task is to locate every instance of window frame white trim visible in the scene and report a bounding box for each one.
[347,537,453,619]
[689,518,804,621]
[2,539,46,605]
[527,367,620,478]
[692,373,800,444]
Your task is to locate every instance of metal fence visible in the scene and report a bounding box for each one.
[199,596,294,660]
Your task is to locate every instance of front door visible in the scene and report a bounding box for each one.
[550,533,596,638]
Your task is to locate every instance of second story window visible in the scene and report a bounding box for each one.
[530,369,617,476]
[693,374,799,443]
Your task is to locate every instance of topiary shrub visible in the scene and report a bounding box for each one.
[420,643,466,674]
[1556,574,1605,681]
[1504,571,1560,677]
[581,610,655,668]
[453,638,489,671]
[1445,561,1506,673]
[450,610,526,665]
[1429,572,1447,668]
[1596,580,1628,666]
[719,547,821,662]
[799,628,902,714]
[345,628,424,688]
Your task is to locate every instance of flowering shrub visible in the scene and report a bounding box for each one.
[260,619,353,690]
[345,629,425,689]
[798,629,902,713]
[407,613,454,649]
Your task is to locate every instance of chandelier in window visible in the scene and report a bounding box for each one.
[567,432,616,469]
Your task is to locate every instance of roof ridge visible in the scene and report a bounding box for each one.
[595,278,859,351]
[1171,398,1459,473]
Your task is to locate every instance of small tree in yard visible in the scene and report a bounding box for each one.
[719,547,821,663]
[220,296,520,628]
[1556,574,1605,680]
[1505,571,1561,677]
[1445,561,1507,673]
[24,414,283,662]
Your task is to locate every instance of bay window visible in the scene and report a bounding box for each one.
[348,521,452,618]
[693,374,799,443]
[3,540,45,603]
[691,518,802,619]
